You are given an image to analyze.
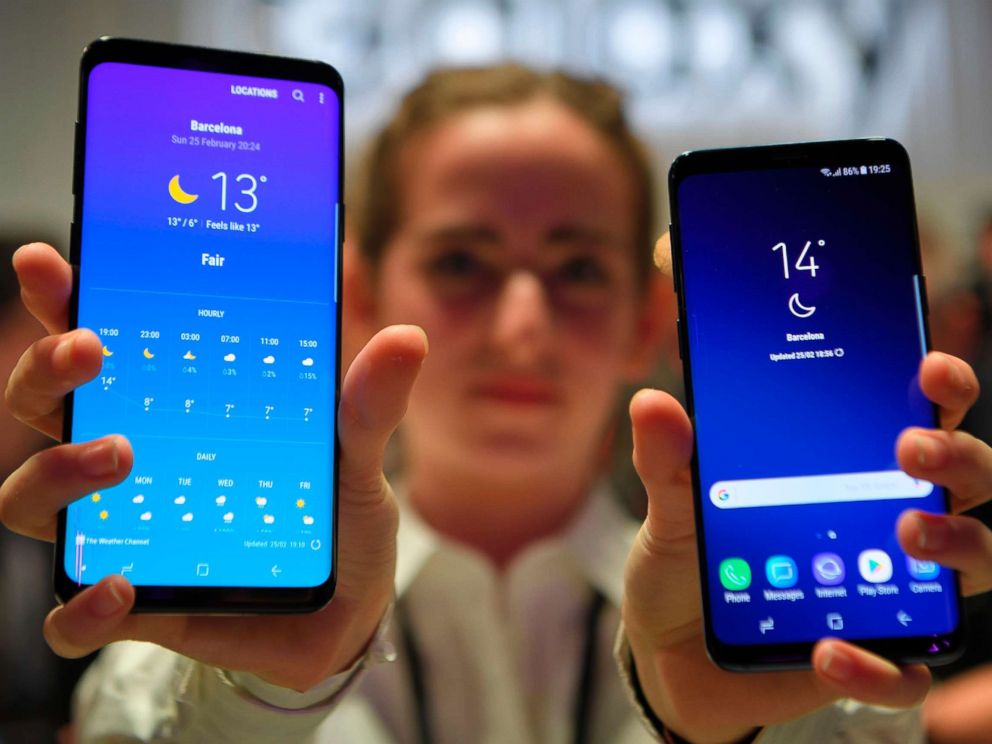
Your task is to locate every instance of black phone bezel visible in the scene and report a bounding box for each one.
[55,37,344,614]
[667,138,966,670]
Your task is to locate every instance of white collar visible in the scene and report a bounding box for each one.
[394,482,637,608]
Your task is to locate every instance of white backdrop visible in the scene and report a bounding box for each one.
[0,0,989,254]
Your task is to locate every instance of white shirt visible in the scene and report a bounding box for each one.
[75,487,925,743]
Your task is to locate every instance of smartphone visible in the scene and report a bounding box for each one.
[55,38,344,612]
[669,138,964,669]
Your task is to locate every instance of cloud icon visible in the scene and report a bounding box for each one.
[181,512,194,522]
[262,355,275,365]
[140,511,153,521]
[255,496,267,507]
[223,512,234,523]
[262,514,275,525]
[174,495,186,505]
[223,352,236,363]
[303,515,314,526]
[301,357,314,367]
[132,494,145,504]
[183,350,197,361]
[215,495,227,506]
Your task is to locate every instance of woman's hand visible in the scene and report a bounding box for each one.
[0,242,428,692]
[621,316,991,740]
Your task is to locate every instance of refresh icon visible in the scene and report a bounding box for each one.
[788,293,816,318]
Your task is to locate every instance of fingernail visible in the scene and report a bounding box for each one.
[914,434,948,469]
[915,512,950,552]
[90,578,127,617]
[79,438,119,477]
[54,336,75,373]
[820,645,852,682]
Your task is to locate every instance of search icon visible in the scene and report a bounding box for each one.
[292,88,305,103]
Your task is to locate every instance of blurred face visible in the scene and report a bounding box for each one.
[365,99,657,493]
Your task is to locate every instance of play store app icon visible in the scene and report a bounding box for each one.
[858,549,893,583]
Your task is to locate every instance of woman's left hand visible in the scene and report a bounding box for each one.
[621,345,992,743]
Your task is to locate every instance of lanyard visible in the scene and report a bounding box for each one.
[397,589,607,744]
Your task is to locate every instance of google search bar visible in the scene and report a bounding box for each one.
[710,470,933,509]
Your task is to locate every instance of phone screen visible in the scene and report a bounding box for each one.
[671,141,961,666]
[62,53,341,599]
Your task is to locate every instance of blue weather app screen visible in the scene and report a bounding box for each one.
[66,63,340,588]
[678,161,958,646]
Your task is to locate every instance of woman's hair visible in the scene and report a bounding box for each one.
[350,64,657,287]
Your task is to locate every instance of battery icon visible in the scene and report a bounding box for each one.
[860,165,868,175]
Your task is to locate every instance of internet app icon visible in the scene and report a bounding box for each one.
[858,549,893,583]
[765,555,798,588]
[812,553,846,586]
[719,558,751,591]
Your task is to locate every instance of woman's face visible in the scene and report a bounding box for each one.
[357,99,662,492]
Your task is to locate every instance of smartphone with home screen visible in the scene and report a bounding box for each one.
[669,138,964,669]
[54,38,343,612]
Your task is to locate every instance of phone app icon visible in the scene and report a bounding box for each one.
[765,555,798,588]
[906,556,940,581]
[858,549,893,583]
[812,553,846,586]
[719,558,751,591]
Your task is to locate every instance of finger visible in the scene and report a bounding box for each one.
[813,638,932,707]
[5,328,104,439]
[337,325,428,504]
[653,232,672,277]
[0,435,133,541]
[896,427,992,513]
[897,510,992,596]
[11,242,74,335]
[44,575,136,658]
[918,352,979,431]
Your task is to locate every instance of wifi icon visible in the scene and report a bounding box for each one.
[820,168,833,177]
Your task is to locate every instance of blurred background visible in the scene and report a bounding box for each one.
[0,1,990,741]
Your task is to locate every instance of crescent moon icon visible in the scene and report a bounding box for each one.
[168,175,199,204]
[143,348,155,359]
[788,293,816,318]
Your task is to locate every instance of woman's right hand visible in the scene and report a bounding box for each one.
[0,242,427,692]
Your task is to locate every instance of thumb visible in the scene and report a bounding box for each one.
[337,325,428,504]
[630,388,696,549]
[625,389,700,641]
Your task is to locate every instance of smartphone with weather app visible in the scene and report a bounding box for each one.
[55,38,344,612]
[668,139,964,669]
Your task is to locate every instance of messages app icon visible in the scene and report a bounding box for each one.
[719,558,752,591]
[765,555,798,588]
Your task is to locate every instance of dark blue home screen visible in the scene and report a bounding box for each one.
[678,162,958,645]
[65,63,340,588]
